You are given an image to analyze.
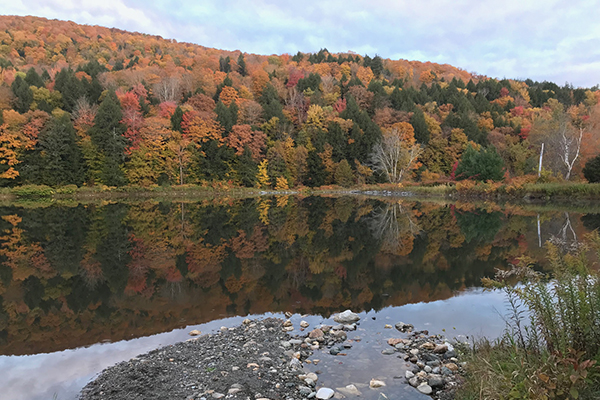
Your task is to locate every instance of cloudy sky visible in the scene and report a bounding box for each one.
[3,0,600,87]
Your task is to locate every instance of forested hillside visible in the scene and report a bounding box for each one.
[0,15,598,188]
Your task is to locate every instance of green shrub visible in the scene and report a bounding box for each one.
[11,185,54,198]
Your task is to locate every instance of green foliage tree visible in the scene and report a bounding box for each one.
[90,92,128,186]
[11,76,33,113]
[235,146,257,187]
[25,68,44,88]
[455,144,504,181]
[237,54,247,76]
[583,153,600,183]
[334,159,354,187]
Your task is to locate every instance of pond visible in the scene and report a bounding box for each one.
[0,195,595,400]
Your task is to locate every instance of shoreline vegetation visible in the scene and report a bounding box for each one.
[4,180,600,202]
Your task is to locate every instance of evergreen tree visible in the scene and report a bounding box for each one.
[11,76,33,113]
[215,101,237,134]
[371,55,384,78]
[219,56,231,73]
[305,150,327,187]
[334,159,355,187]
[90,92,128,186]
[410,108,430,144]
[36,114,85,186]
[25,68,44,88]
[237,54,247,76]
[259,84,285,121]
[583,154,600,183]
[235,146,257,187]
[54,68,84,112]
[455,145,504,181]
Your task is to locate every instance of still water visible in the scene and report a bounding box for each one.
[0,195,594,399]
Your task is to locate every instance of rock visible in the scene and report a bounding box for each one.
[299,386,313,396]
[424,366,432,373]
[381,349,395,355]
[384,324,393,329]
[304,378,315,387]
[289,339,303,345]
[330,347,341,355]
[333,310,360,323]
[220,326,227,332]
[281,341,292,349]
[300,321,310,328]
[212,393,225,399]
[444,362,459,372]
[422,353,440,362]
[228,388,242,395]
[243,318,251,324]
[441,366,452,376]
[417,383,433,395]
[410,349,419,356]
[283,320,293,327]
[320,325,332,333]
[405,370,415,379]
[333,393,345,399]
[408,377,419,387]
[232,366,240,371]
[420,342,435,350]
[434,344,448,353]
[247,363,259,369]
[395,322,414,332]
[409,356,418,363]
[283,326,294,332]
[429,375,444,388]
[369,379,386,388]
[444,350,457,359]
[306,373,318,382]
[387,338,405,346]
[309,329,324,339]
[343,324,357,331]
[188,329,201,336]
[416,361,425,369]
[336,384,361,396]
[416,371,427,379]
[316,388,335,400]
[285,311,293,318]
[331,330,347,340]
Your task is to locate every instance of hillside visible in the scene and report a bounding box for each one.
[0,15,599,189]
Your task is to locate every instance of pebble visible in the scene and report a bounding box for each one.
[424,366,432,373]
[309,329,324,339]
[384,324,392,329]
[429,375,444,388]
[369,379,386,388]
[243,319,251,324]
[333,310,360,323]
[316,388,335,400]
[410,349,419,356]
[299,386,312,396]
[283,320,293,327]
[387,338,404,346]
[405,371,415,379]
[300,321,310,328]
[408,377,419,387]
[417,383,433,395]
[212,393,225,399]
[434,344,448,353]
[395,322,414,332]
[444,362,459,372]
[381,349,395,355]
[420,342,435,350]
[336,384,361,396]
[188,330,201,336]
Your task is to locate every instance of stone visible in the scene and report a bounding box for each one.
[422,353,440,362]
[410,349,419,356]
[416,361,425,369]
[331,330,347,340]
[212,393,225,399]
[306,373,318,382]
[444,362,459,372]
[384,324,393,329]
[189,329,201,336]
[395,322,414,333]
[405,370,415,379]
[409,356,418,363]
[420,342,435,350]
[309,329,324,339]
[300,321,310,328]
[343,324,357,331]
[441,367,452,376]
[424,366,432,373]
[416,371,427,379]
[283,320,293,327]
[320,325,332,333]
[316,388,335,400]
[417,383,433,395]
[243,319,251,324]
[305,378,315,387]
[283,326,294,332]
[381,349,395,355]
[299,386,312,396]
[433,344,448,353]
[333,310,360,323]
[444,350,457,359]
[408,377,419,387]
[228,388,242,395]
[247,363,259,369]
[330,347,341,355]
[285,311,293,318]
[336,384,361,396]
[220,326,227,332]
[429,375,444,388]
[387,338,405,346]
[369,379,386,388]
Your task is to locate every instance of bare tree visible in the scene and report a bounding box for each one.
[153,76,181,103]
[369,202,420,254]
[370,125,422,183]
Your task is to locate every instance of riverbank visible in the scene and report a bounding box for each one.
[4,181,600,203]
[79,314,466,400]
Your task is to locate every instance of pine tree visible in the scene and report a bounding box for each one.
[11,76,33,113]
[410,108,430,144]
[304,150,327,187]
[24,67,44,88]
[455,145,504,181]
[235,146,257,187]
[90,92,128,186]
[237,54,247,76]
[334,159,355,187]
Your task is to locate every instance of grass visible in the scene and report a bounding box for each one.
[456,233,600,400]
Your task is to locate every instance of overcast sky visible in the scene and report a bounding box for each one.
[4,0,600,87]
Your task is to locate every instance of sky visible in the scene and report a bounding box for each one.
[3,0,600,87]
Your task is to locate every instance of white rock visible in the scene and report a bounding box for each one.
[417,383,433,395]
[405,370,415,379]
[300,320,310,328]
[307,372,318,382]
[336,384,361,396]
[333,310,360,323]
[369,379,386,388]
[316,387,335,400]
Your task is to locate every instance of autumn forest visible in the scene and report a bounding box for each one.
[0,16,599,191]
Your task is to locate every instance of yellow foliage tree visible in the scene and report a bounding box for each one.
[256,159,270,188]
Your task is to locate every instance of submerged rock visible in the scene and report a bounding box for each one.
[333,310,360,323]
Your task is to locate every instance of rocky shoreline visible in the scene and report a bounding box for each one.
[79,312,466,400]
